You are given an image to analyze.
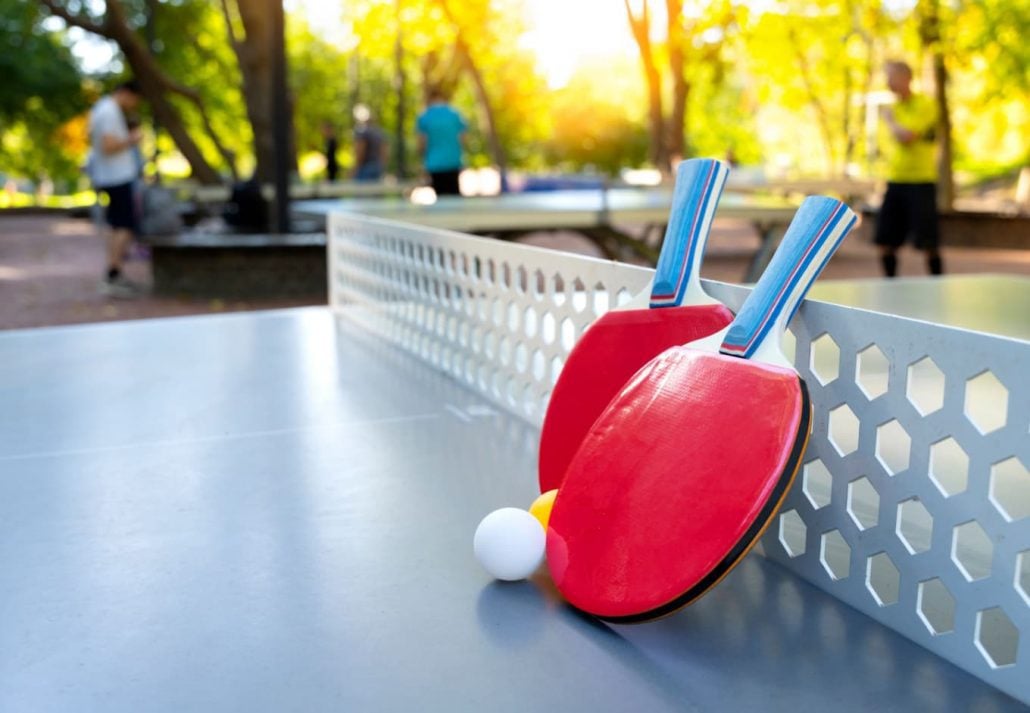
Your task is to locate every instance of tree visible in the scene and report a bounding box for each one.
[944,0,1030,175]
[219,0,292,183]
[37,0,232,184]
[916,0,954,208]
[289,23,353,166]
[434,0,508,182]
[623,0,667,170]
[911,0,1030,203]
[0,0,86,187]
[743,0,888,176]
[348,0,548,177]
[624,0,735,173]
[147,0,251,180]
[545,65,649,175]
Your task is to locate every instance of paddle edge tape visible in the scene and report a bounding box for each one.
[598,377,813,624]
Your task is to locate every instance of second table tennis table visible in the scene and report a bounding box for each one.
[298,188,806,282]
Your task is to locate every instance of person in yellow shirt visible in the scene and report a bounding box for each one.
[875,60,944,277]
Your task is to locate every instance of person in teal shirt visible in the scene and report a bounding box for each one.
[875,60,944,277]
[416,88,468,196]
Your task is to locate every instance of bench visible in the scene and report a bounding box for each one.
[856,208,1030,249]
[144,229,327,299]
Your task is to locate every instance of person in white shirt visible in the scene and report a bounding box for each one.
[88,80,144,296]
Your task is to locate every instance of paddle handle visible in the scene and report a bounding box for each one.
[649,158,729,308]
[719,196,857,360]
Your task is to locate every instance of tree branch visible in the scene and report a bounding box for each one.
[219,0,241,49]
[37,0,109,37]
[105,0,130,31]
[623,0,651,49]
[163,83,239,181]
[434,0,508,175]
[787,25,836,173]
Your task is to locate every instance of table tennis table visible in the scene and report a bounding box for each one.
[2,226,1027,711]
[723,175,877,202]
[183,179,417,205]
[298,188,805,282]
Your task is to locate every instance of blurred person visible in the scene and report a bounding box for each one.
[875,60,944,278]
[88,79,145,297]
[352,104,387,182]
[125,115,146,241]
[322,121,339,182]
[416,87,468,196]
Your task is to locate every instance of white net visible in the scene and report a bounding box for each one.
[329,212,1030,704]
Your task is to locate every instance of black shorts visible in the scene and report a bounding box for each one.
[875,182,940,251]
[429,170,462,196]
[100,182,139,233]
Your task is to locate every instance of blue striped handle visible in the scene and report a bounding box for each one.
[649,158,729,308]
[720,196,857,360]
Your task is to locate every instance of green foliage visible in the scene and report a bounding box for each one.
[149,0,250,178]
[0,0,87,186]
[290,22,353,158]
[0,0,83,119]
[944,0,1030,169]
[685,71,762,166]
[741,0,889,175]
[543,63,649,175]
[1,0,1026,189]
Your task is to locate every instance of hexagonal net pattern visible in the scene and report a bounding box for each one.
[329,214,1030,703]
[329,215,653,424]
[750,282,1030,703]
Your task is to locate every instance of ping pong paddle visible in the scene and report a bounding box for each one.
[537,158,733,493]
[546,195,857,622]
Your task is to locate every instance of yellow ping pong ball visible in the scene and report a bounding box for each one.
[529,489,558,530]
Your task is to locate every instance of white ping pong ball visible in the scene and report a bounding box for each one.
[473,507,546,581]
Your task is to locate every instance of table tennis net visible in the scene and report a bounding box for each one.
[328,213,1030,704]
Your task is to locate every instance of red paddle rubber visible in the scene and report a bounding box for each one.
[547,347,810,622]
[538,304,732,493]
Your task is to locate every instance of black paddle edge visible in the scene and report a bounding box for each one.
[598,378,812,625]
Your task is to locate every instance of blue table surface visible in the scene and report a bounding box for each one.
[0,308,1023,712]
[809,274,1030,342]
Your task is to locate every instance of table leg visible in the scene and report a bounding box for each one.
[582,227,659,263]
[745,222,787,283]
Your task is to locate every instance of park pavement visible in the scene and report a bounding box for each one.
[1,212,1028,331]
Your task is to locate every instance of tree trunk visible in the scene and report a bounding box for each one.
[841,66,853,173]
[787,25,838,175]
[230,0,279,184]
[435,0,508,185]
[917,0,954,209]
[666,0,688,165]
[625,0,669,172]
[393,0,408,179]
[841,0,878,176]
[454,37,507,183]
[111,33,222,184]
[852,27,877,175]
[931,53,954,209]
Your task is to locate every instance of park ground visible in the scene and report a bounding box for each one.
[1,212,1028,331]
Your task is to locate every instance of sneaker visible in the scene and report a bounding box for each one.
[100,274,143,299]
